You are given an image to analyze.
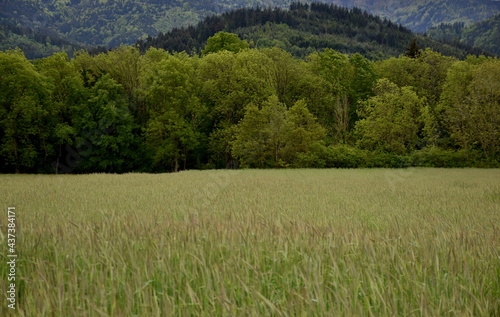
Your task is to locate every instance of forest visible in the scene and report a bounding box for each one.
[0,23,86,60]
[2,0,500,52]
[137,3,490,60]
[1,2,495,60]
[1,32,499,173]
[427,14,500,56]
[326,0,500,33]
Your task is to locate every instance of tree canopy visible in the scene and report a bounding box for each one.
[1,43,499,173]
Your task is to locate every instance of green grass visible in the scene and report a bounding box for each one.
[1,169,499,316]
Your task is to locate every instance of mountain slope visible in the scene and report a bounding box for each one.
[327,0,500,32]
[0,23,86,59]
[1,0,499,51]
[428,14,500,56]
[137,3,491,60]
[0,0,280,48]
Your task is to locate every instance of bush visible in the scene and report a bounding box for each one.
[295,144,499,168]
[411,147,480,167]
[365,151,411,168]
[323,145,368,168]
[294,142,328,168]
[295,144,368,168]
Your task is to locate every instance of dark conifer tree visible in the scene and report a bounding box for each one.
[405,38,422,58]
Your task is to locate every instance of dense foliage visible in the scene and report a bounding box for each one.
[1,39,499,173]
[428,14,500,56]
[138,3,490,60]
[0,23,86,60]
[1,0,203,47]
[1,0,499,53]
[327,0,500,33]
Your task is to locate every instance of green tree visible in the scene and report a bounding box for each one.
[348,53,377,113]
[467,60,500,159]
[232,96,325,167]
[92,46,144,123]
[305,49,376,143]
[141,50,207,172]
[283,100,326,162]
[355,79,425,154]
[199,49,274,167]
[439,58,500,159]
[35,52,85,173]
[304,49,350,141]
[232,96,289,168]
[145,110,202,172]
[0,50,52,173]
[375,50,456,148]
[404,38,421,58]
[375,50,456,107]
[72,50,105,87]
[436,60,473,150]
[261,47,303,106]
[71,74,141,173]
[202,32,250,55]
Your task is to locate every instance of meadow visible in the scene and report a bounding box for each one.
[0,168,499,316]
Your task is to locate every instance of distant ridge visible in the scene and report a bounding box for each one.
[1,0,497,59]
[428,14,500,56]
[2,0,500,48]
[326,0,500,32]
[137,3,492,60]
[0,23,87,60]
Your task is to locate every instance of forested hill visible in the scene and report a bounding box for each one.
[2,0,499,50]
[137,3,490,60]
[428,14,500,56]
[0,0,275,48]
[0,23,86,60]
[326,0,500,33]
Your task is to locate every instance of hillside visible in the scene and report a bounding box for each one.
[137,3,490,60]
[0,0,276,48]
[327,0,500,33]
[428,14,500,56]
[0,23,86,59]
[1,0,499,51]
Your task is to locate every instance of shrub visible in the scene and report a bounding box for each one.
[411,147,481,167]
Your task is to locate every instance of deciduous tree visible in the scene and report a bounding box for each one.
[232,96,325,167]
[0,50,52,173]
[141,50,207,171]
[202,32,249,55]
[355,79,425,154]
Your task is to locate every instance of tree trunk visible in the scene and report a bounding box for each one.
[174,157,179,172]
[183,149,187,170]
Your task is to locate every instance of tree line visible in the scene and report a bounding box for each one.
[0,23,86,60]
[137,3,489,60]
[1,37,499,173]
[2,1,493,60]
[326,0,500,33]
[427,14,500,56]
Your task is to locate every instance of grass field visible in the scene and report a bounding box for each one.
[1,168,499,316]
